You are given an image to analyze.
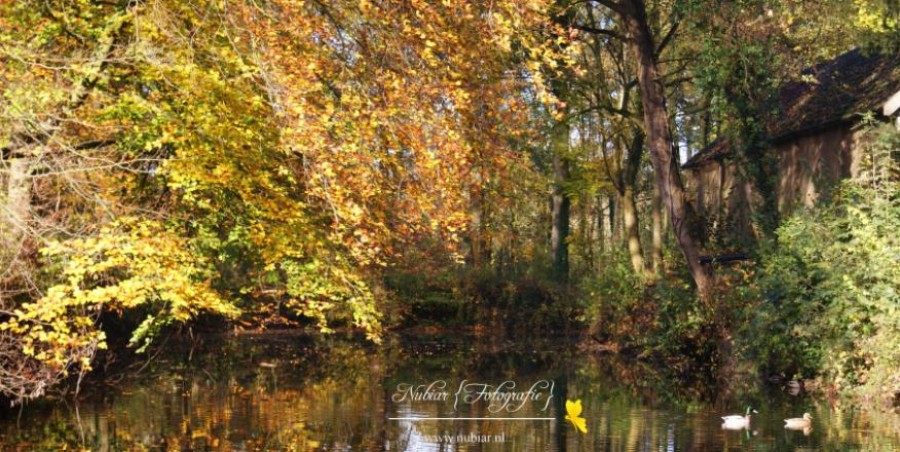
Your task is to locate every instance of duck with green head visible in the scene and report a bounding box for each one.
[721,407,758,430]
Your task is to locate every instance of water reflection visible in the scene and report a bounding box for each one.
[0,332,899,451]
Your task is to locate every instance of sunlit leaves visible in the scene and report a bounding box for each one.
[2,218,237,368]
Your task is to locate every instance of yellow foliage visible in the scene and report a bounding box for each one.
[1,218,238,369]
[854,0,899,33]
[0,0,567,385]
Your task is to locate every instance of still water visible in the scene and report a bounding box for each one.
[1,331,899,451]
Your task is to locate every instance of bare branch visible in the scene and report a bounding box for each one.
[572,23,624,41]
[590,0,625,16]
[655,19,680,57]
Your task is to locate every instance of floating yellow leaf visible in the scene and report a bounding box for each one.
[565,399,587,434]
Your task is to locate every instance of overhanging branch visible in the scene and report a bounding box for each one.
[572,23,624,41]
[590,0,625,15]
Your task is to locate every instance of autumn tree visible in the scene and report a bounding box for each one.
[0,0,565,402]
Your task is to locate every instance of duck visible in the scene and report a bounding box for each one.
[721,407,758,430]
[784,412,813,430]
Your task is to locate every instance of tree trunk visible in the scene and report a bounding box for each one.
[468,185,483,268]
[621,189,647,276]
[651,184,664,274]
[621,130,649,276]
[550,120,571,283]
[468,183,491,269]
[3,157,32,248]
[2,156,32,297]
[608,194,617,245]
[702,98,712,150]
[620,0,713,296]
[581,196,593,270]
[597,195,606,254]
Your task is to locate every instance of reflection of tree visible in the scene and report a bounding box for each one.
[0,334,385,449]
[2,333,900,450]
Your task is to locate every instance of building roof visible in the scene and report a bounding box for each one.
[683,48,900,169]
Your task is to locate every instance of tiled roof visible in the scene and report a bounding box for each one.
[683,48,900,169]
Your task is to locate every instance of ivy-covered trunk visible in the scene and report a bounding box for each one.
[551,119,571,283]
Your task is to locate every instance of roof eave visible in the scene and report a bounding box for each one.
[885,89,900,116]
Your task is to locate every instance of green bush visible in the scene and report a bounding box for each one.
[580,249,713,357]
[750,124,900,401]
[579,250,646,341]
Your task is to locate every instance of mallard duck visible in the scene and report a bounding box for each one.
[721,407,758,430]
[784,412,813,430]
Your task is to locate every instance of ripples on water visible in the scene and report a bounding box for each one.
[0,331,899,451]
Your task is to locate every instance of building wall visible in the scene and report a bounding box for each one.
[686,123,863,245]
[687,157,757,246]
[774,125,860,213]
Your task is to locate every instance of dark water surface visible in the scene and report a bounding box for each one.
[1,331,899,451]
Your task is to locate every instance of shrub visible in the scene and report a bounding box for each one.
[750,124,900,401]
